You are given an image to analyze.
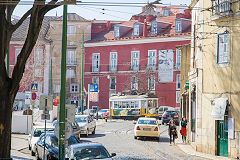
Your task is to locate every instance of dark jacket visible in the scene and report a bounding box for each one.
[169,124,176,136]
[181,120,187,128]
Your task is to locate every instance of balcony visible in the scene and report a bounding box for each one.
[213,0,232,17]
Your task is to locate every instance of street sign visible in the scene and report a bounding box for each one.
[185,80,189,89]
[89,84,98,92]
[41,113,50,120]
[54,122,72,139]
[32,92,37,101]
[57,104,75,123]
[89,92,98,102]
[39,95,53,110]
[31,83,38,92]
[25,91,31,105]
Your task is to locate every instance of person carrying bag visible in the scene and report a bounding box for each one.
[180,117,187,144]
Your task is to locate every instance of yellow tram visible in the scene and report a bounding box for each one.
[109,94,158,119]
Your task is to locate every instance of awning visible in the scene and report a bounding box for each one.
[211,97,228,120]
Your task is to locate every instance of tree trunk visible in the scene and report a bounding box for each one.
[0,83,17,158]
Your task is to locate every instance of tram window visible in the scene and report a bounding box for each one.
[153,100,157,107]
[135,104,139,109]
[114,103,118,109]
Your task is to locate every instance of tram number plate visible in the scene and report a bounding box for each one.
[143,128,151,131]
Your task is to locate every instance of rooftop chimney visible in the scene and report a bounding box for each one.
[106,21,111,31]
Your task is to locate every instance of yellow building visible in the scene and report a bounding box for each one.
[190,0,240,158]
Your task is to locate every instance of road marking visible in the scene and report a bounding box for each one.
[0,124,4,134]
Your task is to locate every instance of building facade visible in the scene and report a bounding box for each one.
[186,0,240,158]
[84,6,191,111]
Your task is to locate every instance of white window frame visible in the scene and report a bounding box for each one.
[92,53,100,72]
[67,50,76,65]
[176,74,181,90]
[66,68,75,78]
[15,47,21,64]
[67,25,75,35]
[163,8,170,16]
[148,50,157,70]
[35,48,43,66]
[217,32,229,64]
[175,20,182,33]
[54,84,60,93]
[176,91,180,103]
[110,52,117,72]
[133,23,140,36]
[176,49,181,70]
[148,75,155,90]
[114,25,120,38]
[131,51,140,71]
[151,21,158,35]
[92,77,99,85]
[131,76,138,90]
[110,77,116,90]
[70,84,79,93]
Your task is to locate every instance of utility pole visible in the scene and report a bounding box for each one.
[50,58,53,95]
[81,33,85,115]
[58,4,67,160]
[7,46,9,76]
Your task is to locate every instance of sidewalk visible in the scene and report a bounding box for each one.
[175,136,233,160]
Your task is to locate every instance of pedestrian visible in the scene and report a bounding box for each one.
[169,119,177,145]
[180,117,187,144]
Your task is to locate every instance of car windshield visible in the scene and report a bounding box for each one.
[99,109,108,113]
[138,120,157,125]
[76,117,87,123]
[165,111,177,115]
[33,128,54,137]
[50,135,79,147]
[73,146,110,160]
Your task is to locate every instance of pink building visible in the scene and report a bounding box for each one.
[84,6,191,111]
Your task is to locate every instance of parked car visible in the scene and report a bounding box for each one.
[83,109,97,117]
[28,124,54,156]
[75,115,96,137]
[162,110,180,125]
[98,109,109,119]
[66,143,116,160]
[158,106,174,119]
[35,133,79,160]
[134,117,160,140]
[52,120,81,140]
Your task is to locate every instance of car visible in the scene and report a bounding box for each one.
[66,142,116,160]
[35,133,79,160]
[134,117,160,140]
[52,120,81,140]
[97,109,109,119]
[83,109,97,117]
[158,106,174,119]
[28,124,54,156]
[75,115,96,137]
[101,111,109,119]
[162,110,180,125]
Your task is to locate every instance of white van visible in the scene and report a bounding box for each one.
[158,106,174,119]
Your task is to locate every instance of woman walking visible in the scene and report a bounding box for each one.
[169,119,177,145]
[180,117,187,144]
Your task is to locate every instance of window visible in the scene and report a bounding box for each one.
[148,50,157,70]
[148,75,155,90]
[176,49,181,70]
[35,69,43,77]
[67,25,75,34]
[92,77,99,85]
[175,20,182,33]
[176,91,180,103]
[131,76,138,90]
[176,74,181,90]
[37,82,42,93]
[110,52,117,72]
[70,84,79,93]
[131,51,139,71]
[163,8,170,16]
[15,48,21,63]
[67,50,76,65]
[114,25,120,38]
[110,77,116,90]
[217,33,229,64]
[66,69,75,78]
[35,48,43,66]
[92,53,100,72]
[133,23,139,36]
[54,84,60,93]
[151,21,158,35]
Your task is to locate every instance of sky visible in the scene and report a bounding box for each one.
[13,0,191,21]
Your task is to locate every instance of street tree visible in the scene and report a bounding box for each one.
[0,2,59,158]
